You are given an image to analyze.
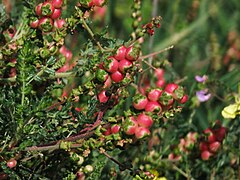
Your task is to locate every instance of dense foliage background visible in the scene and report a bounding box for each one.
[0,0,239,179]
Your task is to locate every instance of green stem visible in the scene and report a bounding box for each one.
[77,9,105,53]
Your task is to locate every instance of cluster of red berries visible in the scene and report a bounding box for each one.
[122,114,153,139]
[97,45,140,103]
[168,121,227,162]
[200,121,227,160]
[168,132,198,161]
[142,16,162,36]
[120,68,188,140]
[132,82,188,114]
[30,0,65,32]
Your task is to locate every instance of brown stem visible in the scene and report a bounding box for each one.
[24,110,105,152]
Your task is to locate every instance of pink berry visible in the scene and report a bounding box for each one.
[38,17,54,32]
[103,76,112,89]
[50,8,61,19]
[164,83,179,94]
[209,141,221,153]
[35,3,43,16]
[52,0,63,8]
[154,68,164,79]
[132,94,148,110]
[123,116,138,135]
[7,159,17,169]
[114,45,127,61]
[156,79,165,88]
[137,113,153,128]
[103,56,119,73]
[111,124,121,134]
[98,90,109,103]
[110,70,124,83]
[30,19,39,29]
[135,127,151,139]
[54,19,66,28]
[118,59,132,73]
[147,88,162,102]
[125,45,140,61]
[92,0,105,7]
[41,2,55,17]
[145,101,162,113]
[201,150,212,161]
[179,94,188,104]
[204,128,216,143]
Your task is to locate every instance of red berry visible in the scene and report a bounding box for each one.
[156,79,165,88]
[30,19,39,29]
[179,94,188,104]
[103,127,112,136]
[54,18,65,28]
[132,94,148,110]
[186,132,198,142]
[137,113,153,128]
[118,59,132,73]
[65,50,73,61]
[50,8,61,19]
[7,159,17,169]
[111,124,121,134]
[98,90,109,103]
[164,83,179,94]
[209,141,221,153]
[125,45,140,61]
[199,142,209,152]
[35,3,43,16]
[123,116,138,135]
[103,56,119,73]
[147,88,162,102]
[52,0,63,8]
[135,127,150,139]
[158,91,174,106]
[114,45,127,61]
[154,68,164,79]
[38,17,54,32]
[201,150,212,161]
[103,76,112,89]
[93,0,105,7]
[110,70,124,83]
[145,101,162,113]
[41,2,55,17]
[214,126,227,142]
[168,153,175,160]
[204,128,216,143]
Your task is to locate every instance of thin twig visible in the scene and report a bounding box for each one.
[139,45,174,60]
[77,9,105,52]
[172,164,189,179]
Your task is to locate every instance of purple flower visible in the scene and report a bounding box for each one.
[195,75,208,83]
[196,89,211,102]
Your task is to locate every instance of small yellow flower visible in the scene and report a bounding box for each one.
[222,103,240,119]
